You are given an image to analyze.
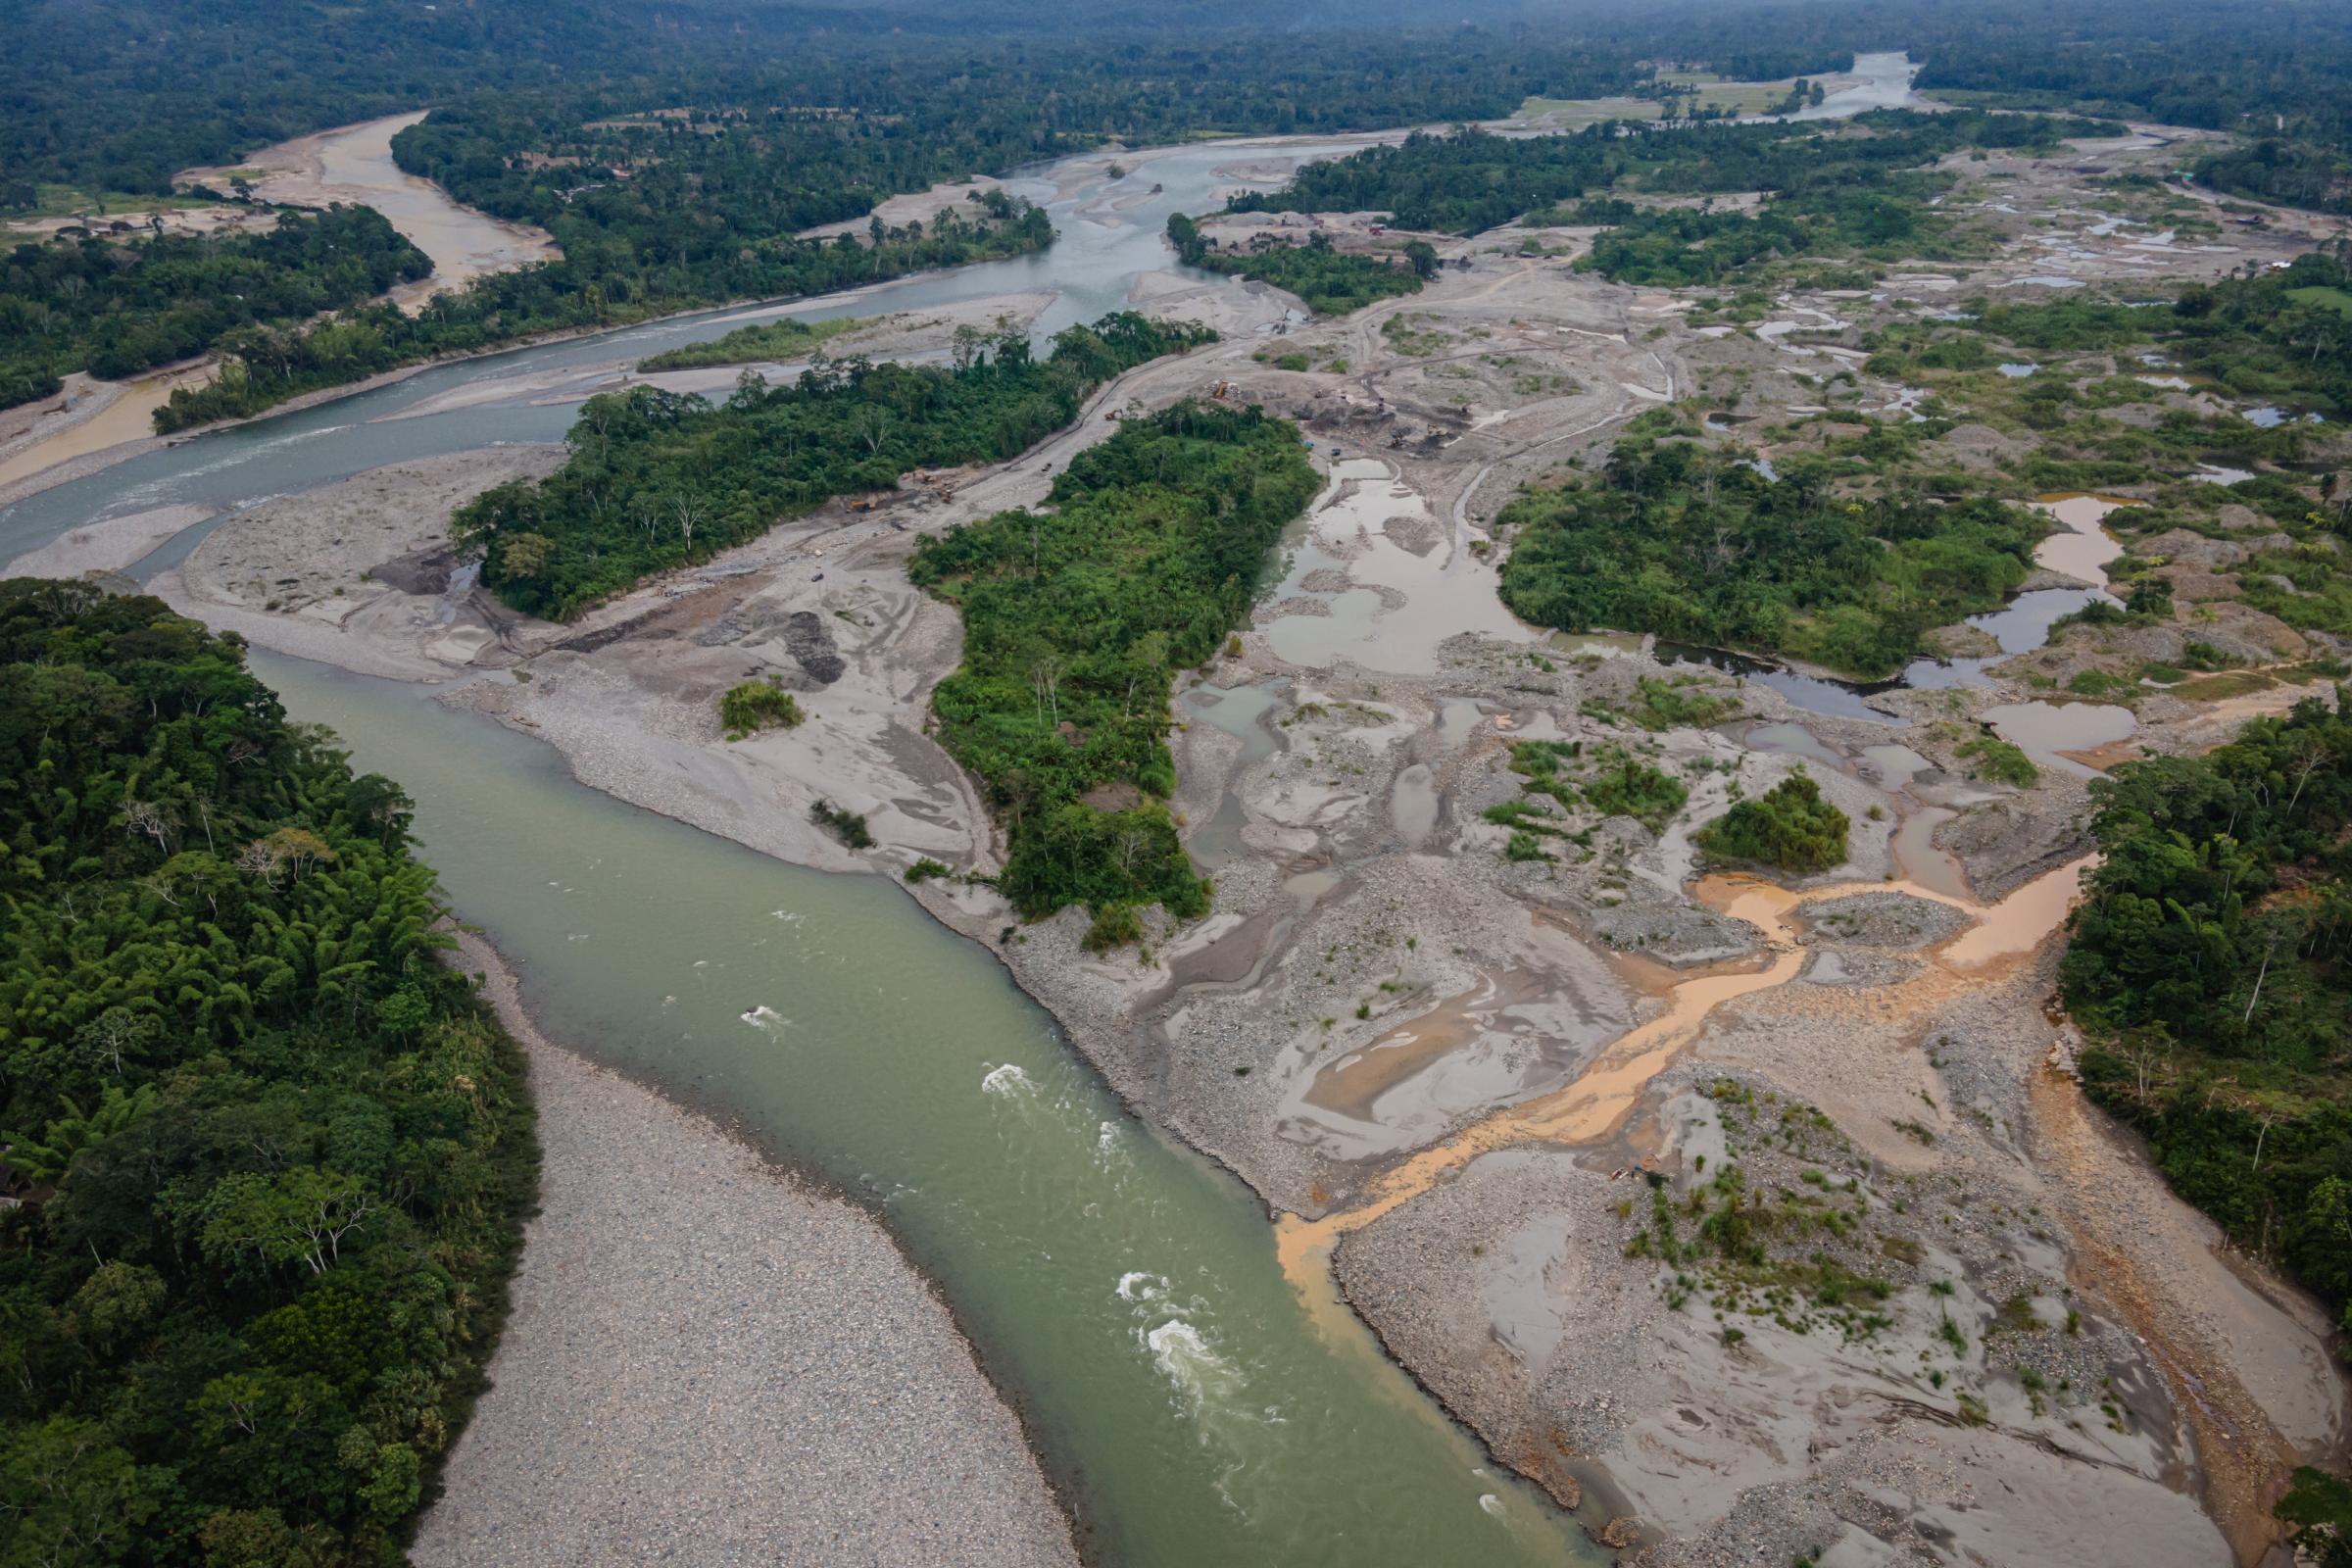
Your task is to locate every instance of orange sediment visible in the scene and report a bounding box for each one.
[1276,856,2098,1302]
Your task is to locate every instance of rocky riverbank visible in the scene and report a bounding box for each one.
[416,932,1079,1568]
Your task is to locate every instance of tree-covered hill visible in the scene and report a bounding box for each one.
[0,579,536,1565]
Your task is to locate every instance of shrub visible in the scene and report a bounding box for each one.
[1083,902,1145,952]
[719,678,804,740]
[810,799,874,849]
[1696,770,1849,871]
[1955,735,2038,787]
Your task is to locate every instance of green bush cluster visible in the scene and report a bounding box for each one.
[1695,770,1849,871]
[1955,735,2039,787]
[0,580,536,1565]
[718,679,803,741]
[810,800,874,850]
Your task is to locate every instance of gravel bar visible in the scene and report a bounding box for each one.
[414,933,1079,1568]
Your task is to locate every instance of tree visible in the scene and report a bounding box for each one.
[2278,1466,2352,1567]
[199,1169,376,1277]
[0,1416,150,1567]
[1401,238,1439,279]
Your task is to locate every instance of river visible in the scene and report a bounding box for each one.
[0,69,2008,1557]
[1,139,1601,1564]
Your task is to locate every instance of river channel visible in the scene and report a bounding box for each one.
[2,141,1598,1564]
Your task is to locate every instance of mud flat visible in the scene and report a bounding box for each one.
[0,366,214,496]
[414,933,1077,1568]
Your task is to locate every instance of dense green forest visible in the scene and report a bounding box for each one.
[2063,697,2352,1338]
[153,198,1053,432]
[456,312,1209,618]
[1495,438,2042,678]
[910,401,1317,939]
[2196,141,2352,219]
[1225,111,2116,237]
[1571,187,1956,287]
[0,207,429,413]
[1165,215,1425,315]
[0,580,536,1564]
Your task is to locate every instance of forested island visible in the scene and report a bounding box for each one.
[913,401,1318,940]
[456,312,1211,618]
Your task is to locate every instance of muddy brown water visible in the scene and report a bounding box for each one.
[1278,857,2096,1293]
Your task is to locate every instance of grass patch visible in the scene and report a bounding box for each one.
[1955,735,2038,786]
[638,313,869,369]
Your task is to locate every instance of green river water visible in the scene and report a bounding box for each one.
[248,654,1592,1565]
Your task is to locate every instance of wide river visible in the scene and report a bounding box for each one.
[1,142,1600,1564]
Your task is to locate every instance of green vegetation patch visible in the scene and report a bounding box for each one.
[1625,673,1741,731]
[1696,770,1849,871]
[458,313,1211,620]
[1495,738,1685,844]
[638,313,870,370]
[718,677,804,740]
[1167,216,1426,315]
[1497,440,2041,679]
[0,579,537,1563]
[2062,698,2352,1340]
[1955,735,2039,787]
[2287,285,2352,319]
[910,401,1318,931]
